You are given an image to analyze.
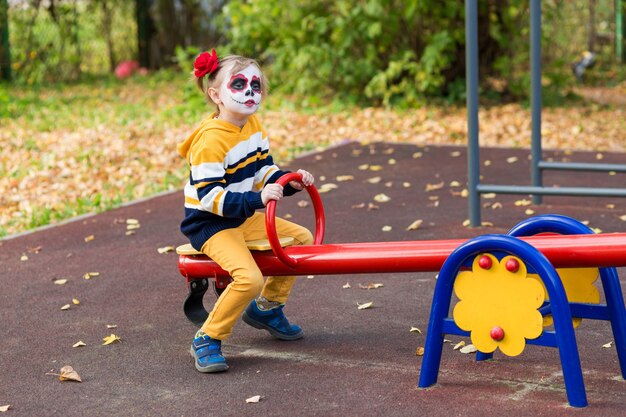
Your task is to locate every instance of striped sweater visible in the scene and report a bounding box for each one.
[177,113,297,250]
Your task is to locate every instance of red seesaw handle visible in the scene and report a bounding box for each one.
[265,172,325,268]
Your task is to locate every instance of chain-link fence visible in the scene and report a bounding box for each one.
[2,0,136,84]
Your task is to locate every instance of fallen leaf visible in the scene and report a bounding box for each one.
[126,224,141,230]
[514,199,532,206]
[506,156,518,163]
[460,344,478,354]
[425,181,444,192]
[525,209,535,215]
[358,164,369,170]
[462,219,471,227]
[0,405,10,412]
[357,301,374,310]
[381,225,392,232]
[125,231,136,236]
[384,181,393,188]
[383,148,395,155]
[102,334,121,345]
[351,203,365,209]
[369,165,383,171]
[483,193,496,199]
[402,182,411,188]
[54,279,68,285]
[415,347,425,356]
[367,203,379,210]
[59,365,82,382]
[342,282,351,289]
[126,218,139,225]
[366,176,381,184]
[602,341,613,348]
[72,298,80,305]
[449,180,461,187]
[374,193,391,203]
[453,341,466,350]
[73,341,86,348]
[83,272,100,280]
[297,200,309,208]
[106,324,117,329]
[20,254,28,261]
[491,202,503,209]
[317,183,338,193]
[409,327,422,335]
[61,304,71,311]
[387,158,396,165]
[358,283,384,289]
[336,175,354,182]
[245,395,262,403]
[412,152,423,158]
[157,246,175,254]
[617,215,626,222]
[84,235,95,242]
[406,219,423,231]
[306,275,315,279]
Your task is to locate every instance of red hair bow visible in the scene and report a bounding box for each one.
[194,49,219,78]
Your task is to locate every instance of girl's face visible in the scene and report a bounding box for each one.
[217,64,263,118]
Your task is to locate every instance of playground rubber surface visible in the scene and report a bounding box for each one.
[2,142,626,417]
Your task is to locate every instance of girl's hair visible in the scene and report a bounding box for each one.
[194,54,269,115]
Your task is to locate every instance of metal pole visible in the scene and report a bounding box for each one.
[530,0,543,204]
[0,0,11,81]
[466,0,481,227]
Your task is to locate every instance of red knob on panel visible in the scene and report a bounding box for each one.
[505,258,520,273]
[478,255,492,270]
[490,326,505,341]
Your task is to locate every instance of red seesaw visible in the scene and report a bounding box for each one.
[176,173,626,408]
[178,173,626,281]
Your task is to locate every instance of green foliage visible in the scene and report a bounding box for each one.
[223,0,504,106]
[223,0,619,106]
[8,0,135,84]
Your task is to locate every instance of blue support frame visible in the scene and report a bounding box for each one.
[465,0,626,226]
[418,214,626,407]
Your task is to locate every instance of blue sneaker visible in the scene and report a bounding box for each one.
[190,334,229,373]
[242,301,304,341]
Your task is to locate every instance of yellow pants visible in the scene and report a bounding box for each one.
[200,212,313,340]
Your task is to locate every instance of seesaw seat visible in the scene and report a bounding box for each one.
[176,237,295,256]
[177,237,296,327]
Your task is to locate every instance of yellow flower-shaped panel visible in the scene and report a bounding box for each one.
[529,267,600,328]
[453,254,545,357]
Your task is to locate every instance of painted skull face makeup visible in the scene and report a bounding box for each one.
[219,64,263,116]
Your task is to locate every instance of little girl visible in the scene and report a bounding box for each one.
[177,49,314,373]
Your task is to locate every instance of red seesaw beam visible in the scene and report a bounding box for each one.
[178,233,626,279]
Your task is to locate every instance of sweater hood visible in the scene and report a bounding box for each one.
[177,113,251,161]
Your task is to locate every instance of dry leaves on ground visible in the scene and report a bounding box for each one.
[1,84,624,236]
